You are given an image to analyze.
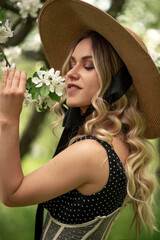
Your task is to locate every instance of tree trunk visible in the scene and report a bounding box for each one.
[108,0,126,17]
[20,110,48,158]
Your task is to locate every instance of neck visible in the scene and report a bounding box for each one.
[77,113,92,135]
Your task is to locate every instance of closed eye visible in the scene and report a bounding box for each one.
[84,66,94,70]
[69,56,95,71]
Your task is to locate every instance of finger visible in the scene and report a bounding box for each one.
[11,70,21,90]
[6,63,16,88]
[1,67,9,90]
[19,71,27,92]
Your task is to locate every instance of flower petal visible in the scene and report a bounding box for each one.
[55,85,63,96]
[36,82,43,88]
[49,68,55,76]
[44,79,50,86]
[32,77,41,84]
[55,70,60,78]
[50,84,55,93]
[37,70,46,79]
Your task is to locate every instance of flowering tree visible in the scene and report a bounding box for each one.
[0,0,50,157]
[0,0,44,66]
[0,12,13,65]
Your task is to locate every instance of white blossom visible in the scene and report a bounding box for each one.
[35,95,44,112]
[24,92,37,108]
[32,68,65,89]
[0,20,13,43]
[45,97,55,109]
[32,70,50,88]
[17,0,42,19]
[55,83,66,96]
[24,68,66,112]
[50,69,65,95]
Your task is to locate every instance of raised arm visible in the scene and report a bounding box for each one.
[0,68,108,207]
[0,66,27,204]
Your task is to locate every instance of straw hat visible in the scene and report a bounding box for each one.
[38,0,160,139]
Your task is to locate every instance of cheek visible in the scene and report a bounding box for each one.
[84,77,100,102]
[89,75,100,94]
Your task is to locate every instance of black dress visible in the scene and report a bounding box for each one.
[41,135,127,240]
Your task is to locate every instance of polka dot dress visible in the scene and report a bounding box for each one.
[42,135,127,225]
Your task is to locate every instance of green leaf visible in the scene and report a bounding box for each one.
[38,107,46,112]
[38,101,48,112]
[33,71,39,78]
[0,9,5,22]
[30,85,40,99]
[49,92,61,102]
[40,66,47,71]
[0,52,4,62]
[40,85,50,98]
[26,77,32,90]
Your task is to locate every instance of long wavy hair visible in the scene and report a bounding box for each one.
[52,31,157,236]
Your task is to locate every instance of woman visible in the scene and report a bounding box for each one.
[0,0,160,239]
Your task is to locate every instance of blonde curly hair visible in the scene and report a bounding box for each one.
[52,31,157,236]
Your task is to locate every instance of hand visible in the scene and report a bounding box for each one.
[0,65,27,122]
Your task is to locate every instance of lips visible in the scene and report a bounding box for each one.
[67,83,82,89]
[67,83,82,93]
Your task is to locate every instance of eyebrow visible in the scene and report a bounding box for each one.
[70,55,92,61]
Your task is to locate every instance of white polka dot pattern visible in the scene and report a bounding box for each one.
[42,135,127,225]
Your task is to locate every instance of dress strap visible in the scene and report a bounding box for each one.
[73,135,125,171]
[73,135,117,157]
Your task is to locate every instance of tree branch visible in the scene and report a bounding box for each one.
[0,45,11,67]
[107,0,127,18]
[12,17,23,31]
[1,1,19,14]
[4,17,36,47]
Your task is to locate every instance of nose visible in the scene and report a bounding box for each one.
[66,65,80,82]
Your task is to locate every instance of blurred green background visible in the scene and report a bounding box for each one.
[0,0,160,239]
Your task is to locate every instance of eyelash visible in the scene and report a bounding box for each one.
[84,66,94,70]
[69,65,94,71]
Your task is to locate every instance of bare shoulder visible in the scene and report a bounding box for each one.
[66,138,107,165]
[66,138,109,195]
[65,136,129,166]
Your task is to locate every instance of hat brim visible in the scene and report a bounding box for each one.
[38,0,160,139]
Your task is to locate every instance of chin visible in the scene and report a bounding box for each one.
[66,99,89,113]
[66,99,79,108]
[66,101,76,108]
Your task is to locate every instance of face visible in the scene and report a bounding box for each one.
[65,38,100,113]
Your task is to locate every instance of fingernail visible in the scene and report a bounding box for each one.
[11,63,16,68]
[5,66,8,72]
